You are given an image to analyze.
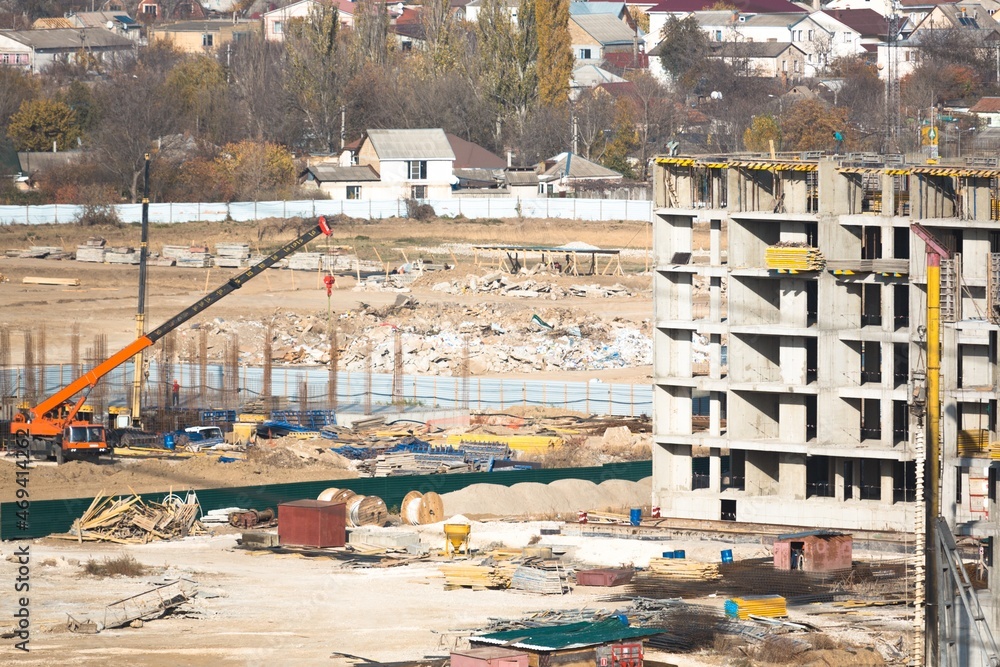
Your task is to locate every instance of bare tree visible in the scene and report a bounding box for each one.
[573,88,616,161]
[354,0,390,66]
[230,35,296,145]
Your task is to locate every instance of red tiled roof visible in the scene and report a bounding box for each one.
[823,9,890,37]
[603,51,649,69]
[446,133,506,169]
[970,97,1000,113]
[648,0,805,13]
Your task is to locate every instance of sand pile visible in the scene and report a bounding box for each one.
[441,476,651,517]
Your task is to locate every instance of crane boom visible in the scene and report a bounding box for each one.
[16,216,333,447]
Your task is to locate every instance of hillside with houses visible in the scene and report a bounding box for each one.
[0,0,997,205]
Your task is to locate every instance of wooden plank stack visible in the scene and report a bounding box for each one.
[57,491,205,544]
[646,557,721,582]
[724,595,788,620]
[511,563,569,594]
[764,244,826,272]
[440,561,518,590]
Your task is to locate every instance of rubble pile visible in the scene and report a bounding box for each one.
[379,272,637,299]
[170,302,654,374]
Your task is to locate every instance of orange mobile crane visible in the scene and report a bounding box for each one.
[11,216,334,464]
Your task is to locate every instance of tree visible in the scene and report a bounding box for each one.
[420,0,460,74]
[7,99,80,152]
[62,81,98,137]
[215,141,296,201]
[536,0,573,106]
[628,6,649,33]
[743,114,781,152]
[477,0,538,138]
[285,4,347,152]
[0,68,38,128]
[781,99,850,151]
[657,15,710,82]
[573,88,616,161]
[626,71,674,178]
[230,36,298,145]
[165,56,228,140]
[602,100,638,178]
[354,0,390,65]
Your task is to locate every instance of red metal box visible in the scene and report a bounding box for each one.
[451,647,529,667]
[575,567,635,587]
[278,500,346,548]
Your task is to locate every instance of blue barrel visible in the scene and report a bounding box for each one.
[615,614,630,626]
[662,551,675,559]
[674,549,685,559]
[721,549,734,563]
[163,433,175,450]
[629,508,641,526]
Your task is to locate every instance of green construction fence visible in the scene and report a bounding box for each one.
[0,460,651,541]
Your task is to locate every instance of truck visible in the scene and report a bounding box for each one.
[10,216,335,463]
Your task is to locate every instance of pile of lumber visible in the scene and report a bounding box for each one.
[764,244,826,272]
[646,557,721,582]
[368,452,470,477]
[724,595,787,620]
[58,491,205,544]
[511,563,569,594]
[440,561,518,590]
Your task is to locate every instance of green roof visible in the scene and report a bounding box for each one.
[471,618,660,651]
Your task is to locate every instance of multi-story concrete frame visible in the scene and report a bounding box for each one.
[653,153,1000,534]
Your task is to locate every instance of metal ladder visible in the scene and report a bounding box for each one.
[988,253,1000,324]
[936,517,1000,667]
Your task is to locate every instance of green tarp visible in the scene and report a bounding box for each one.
[471,618,660,650]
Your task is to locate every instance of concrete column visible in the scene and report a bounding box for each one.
[780,278,808,327]
[834,458,846,501]
[881,459,895,505]
[746,450,779,496]
[709,333,722,379]
[710,218,722,265]
[778,453,807,500]
[779,396,807,443]
[709,391,722,436]
[780,337,807,385]
[710,277,722,321]
[710,448,722,493]
[852,460,861,500]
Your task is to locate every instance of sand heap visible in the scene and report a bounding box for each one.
[441,476,651,517]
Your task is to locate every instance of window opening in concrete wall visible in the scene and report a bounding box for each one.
[806,455,833,497]
[894,174,910,216]
[806,170,819,212]
[723,450,745,490]
[692,456,710,490]
[843,460,854,500]
[861,399,881,441]
[893,400,909,444]
[806,338,818,383]
[859,459,881,500]
[861,341,881,384]
[862,226,882,260]
[893,343,908,386]
[991,178,1000,220]
[861,173,882,213]
[894,226,910,259]
[893,460,916,502]
[957,465,966,504]
[721,499,737,521]
[893,284,909,329]
[806,395,817,441]
[806,281,818,326]
[861,284,882,327]
[989,466,997,503]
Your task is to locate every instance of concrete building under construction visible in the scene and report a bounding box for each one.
[652,152,1000,535]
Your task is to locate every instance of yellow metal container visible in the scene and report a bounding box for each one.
[232,422,257,444]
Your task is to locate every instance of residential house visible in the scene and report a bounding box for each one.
[299,164,381,200]
[33,12,142,41]
[646,0,805,49]
[706,40,807,79]
[969,96,1000,126]
[910,2,1000,34]
[687,11,832,74]
[356,128,456,200]
[136,0,206,22]
[570,1,639,32]
[602,50,649,74]
[571,63,626,99]
[0,28,133,72]
[447,133,506,190]
[149,20,259,52]
[392,8,425,52]
[263,0,355,43]
[537,152,623,196]
[465,0,519,23]
[505,167,540,199]
[570,13,640,63]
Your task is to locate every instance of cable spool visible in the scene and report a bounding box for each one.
[317,487,341,502]
[401,490,423,526]
[418,491,443,524]
[347,495,387,527]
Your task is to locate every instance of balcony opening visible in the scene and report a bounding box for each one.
[861,398,881,441]
[893,284,909,329]
[861,172,882,213]
[806,395,817,440]
[859,459,882,500]
[893,343,908,387]
[843,460,854,501]
[722,450,745,491]
[894,226,910,259]
[806,338,818,384]
[893,399,909,444]
[806,455,833,497]
[862,226,882,260]
[721,499,737,521]
[806,171,818,213]
[894,174,910,216]
[692,456,710,490]
[861,283,882,327]
[893,460,916,502]
[861,341,882,384]
[806,280,818,326]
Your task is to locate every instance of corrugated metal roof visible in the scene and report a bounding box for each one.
[570,1,626,16]
[1,27,132,49]
[539,152,623,180]
[32,18,75,29]
[776,529,848,541]
[366,128,455,161]
[472,619,661,651]
[571,13,636,45]
[506,169,539,185]
[308,164,380,182]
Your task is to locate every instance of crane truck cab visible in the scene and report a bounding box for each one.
[13,400,109,463]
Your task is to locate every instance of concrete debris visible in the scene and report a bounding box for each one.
[173,303,653,374]
[421,273,635,299]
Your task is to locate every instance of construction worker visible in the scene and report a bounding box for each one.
[172,379,180,407]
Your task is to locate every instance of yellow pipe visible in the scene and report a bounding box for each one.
[927,261,941,520]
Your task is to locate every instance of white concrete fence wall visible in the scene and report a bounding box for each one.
[0,197,655,225]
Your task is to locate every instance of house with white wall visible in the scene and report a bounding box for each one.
[356,128,456,200]
[263,0,354,43]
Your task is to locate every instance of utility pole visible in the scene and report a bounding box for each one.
[130,154,150,425]
[340,105,346,152]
